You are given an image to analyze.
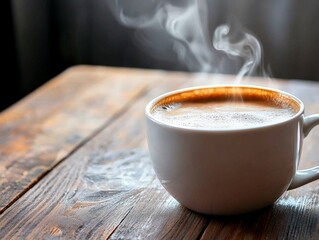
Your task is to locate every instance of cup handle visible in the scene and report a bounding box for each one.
[288,114,319,190]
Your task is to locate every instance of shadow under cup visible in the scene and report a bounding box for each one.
[145,85,304,215]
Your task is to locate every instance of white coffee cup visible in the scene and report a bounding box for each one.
[145,85,319,215]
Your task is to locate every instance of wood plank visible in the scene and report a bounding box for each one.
[0,68,318,239]
[108,188,210,240]
[0,65,170,213]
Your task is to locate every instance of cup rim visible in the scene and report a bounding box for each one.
[145,84,304,132]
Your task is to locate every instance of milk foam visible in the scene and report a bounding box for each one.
[153,101,296,129]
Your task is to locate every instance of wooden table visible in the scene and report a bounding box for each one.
[0,65,318,239]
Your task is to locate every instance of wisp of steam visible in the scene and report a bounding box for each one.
[107,0,270,81]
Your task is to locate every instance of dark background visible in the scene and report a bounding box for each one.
[2,0,319,112]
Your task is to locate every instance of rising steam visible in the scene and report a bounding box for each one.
[213,24,268,82]
[108,0,269,79]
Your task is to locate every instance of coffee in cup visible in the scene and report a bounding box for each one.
[145,85,319,215]
[151,87,297,130]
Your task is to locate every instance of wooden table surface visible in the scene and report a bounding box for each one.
[0,65,318,239]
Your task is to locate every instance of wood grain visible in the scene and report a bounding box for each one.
[0,66,318,239]
[0,65,171,213]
